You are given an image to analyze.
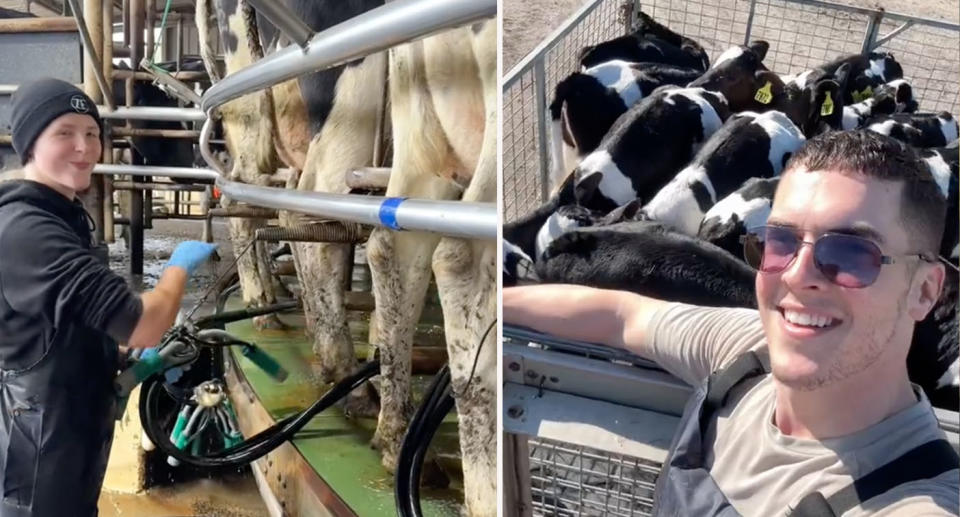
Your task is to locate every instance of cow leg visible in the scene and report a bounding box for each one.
[431,21,497,517]
[368,40,463,474]
[285,54,387,417]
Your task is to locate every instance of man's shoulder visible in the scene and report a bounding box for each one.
[846,469,960,516]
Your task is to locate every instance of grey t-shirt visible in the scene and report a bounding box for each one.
[646,302,959,516]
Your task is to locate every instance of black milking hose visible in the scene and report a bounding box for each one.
[139,359,380,468]
[396,364,455,517]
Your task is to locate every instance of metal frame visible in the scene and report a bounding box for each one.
[195,0,497,240]
[503,326,960,516]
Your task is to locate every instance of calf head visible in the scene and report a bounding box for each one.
[777,74,844,136]
[689,41,782,113]
[875,79,918,113]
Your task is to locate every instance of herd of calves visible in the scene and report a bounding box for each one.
[503,11,959,410]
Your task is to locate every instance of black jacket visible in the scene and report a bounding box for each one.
[0,180,142,516]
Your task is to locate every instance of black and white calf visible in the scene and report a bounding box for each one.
[920,143,959,262]
[536,221,758,309]
[573,87,730,213]
[816,51,904,104]
[579,11,710,71]
[641,111,804,235]
[697,176,780,258]
[688,41,785,114]
[866,112,959,148]
[548,62,703,188]
[841,79,918,130]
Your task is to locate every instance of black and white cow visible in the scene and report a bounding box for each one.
[841,79,918,130]
[697,176,780,258]
[815,51,904,104]
[579,11,710,71]
[773,64,849,137]
[688,41,795,116]
[641,111,804,235]
[573,87,730,213]
[548,61,703,187]
[866,112,959,148]
[536,221,758,309]
[919,143,959,262]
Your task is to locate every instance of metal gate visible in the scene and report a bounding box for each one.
[501,0,960,222]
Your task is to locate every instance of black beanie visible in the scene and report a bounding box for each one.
[10,78,104,162]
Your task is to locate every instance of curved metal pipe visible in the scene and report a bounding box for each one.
[200,0,496,113]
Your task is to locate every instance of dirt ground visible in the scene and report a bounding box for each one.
[504,0,959,69]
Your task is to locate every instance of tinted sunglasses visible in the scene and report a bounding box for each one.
[740,225,936,288]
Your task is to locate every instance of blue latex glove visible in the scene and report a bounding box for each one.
[166,241,218,276]
[138,347,185,383]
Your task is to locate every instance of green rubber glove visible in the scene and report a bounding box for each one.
[166,241,218,276]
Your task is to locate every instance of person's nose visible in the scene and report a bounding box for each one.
[780,239,829,291]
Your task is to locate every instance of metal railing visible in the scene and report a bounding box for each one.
[196,0,497,240]
[502,325,960,516]
[502,0,960,222]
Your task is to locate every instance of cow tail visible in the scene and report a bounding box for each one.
[195,0,221,82]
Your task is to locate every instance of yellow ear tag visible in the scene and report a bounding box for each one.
[820,91,834,116]
[852,85,873,103]
[754,81,773,104]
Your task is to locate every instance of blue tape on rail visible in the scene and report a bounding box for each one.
[378,197,407,231]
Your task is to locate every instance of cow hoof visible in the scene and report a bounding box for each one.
[253,313,287,331]
[341,383,380,419]
[420,458,450,489]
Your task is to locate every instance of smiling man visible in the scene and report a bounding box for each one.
[503,130,959,516]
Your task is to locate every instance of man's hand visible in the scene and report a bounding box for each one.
[166,241,218,276]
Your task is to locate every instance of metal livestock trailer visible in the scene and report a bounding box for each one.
[501,1,960,515]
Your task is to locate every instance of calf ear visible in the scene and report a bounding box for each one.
[574,170,604,206]
[602,198,644,224]
[833,63,852,95]
[748,40,770,61]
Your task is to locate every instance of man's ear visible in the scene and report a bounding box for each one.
[907,261,945,321]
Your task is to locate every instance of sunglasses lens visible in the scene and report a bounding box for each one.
[755,226,800,273]
[815,234,883,288]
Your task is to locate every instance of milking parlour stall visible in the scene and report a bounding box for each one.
[0,0,497,515]
[502,0,959,515]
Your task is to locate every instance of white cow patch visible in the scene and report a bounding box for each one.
[503,239,532,265]
[867,119,900,136]
[712,46,743,69]
[923,152,952,197]
[952,243,959,259]
[704,191,773,232]
[535,212,583,259]
[790,70,812,90]
[739,111,805,175]
[938,115,959,144]
[644,165,716,235]
[842,98,876,130]
[578,150,636,206]
[667,88,724,140]
[586,60,643,108]
[865,57,887,80]
[935,358,959,390]
[549,118,570,190]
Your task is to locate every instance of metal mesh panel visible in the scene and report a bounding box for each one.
[870,19,960,114]
[502,0,626,223]
[528,436,662,517]
[501,0,960,224]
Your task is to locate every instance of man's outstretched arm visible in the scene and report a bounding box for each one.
[502,284,671,359]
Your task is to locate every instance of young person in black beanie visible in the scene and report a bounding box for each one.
[0,78,218,516]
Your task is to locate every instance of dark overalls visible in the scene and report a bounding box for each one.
[0,189,120,517]
[652,349,959,516]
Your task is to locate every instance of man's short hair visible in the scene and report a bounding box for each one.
[782,130,946,255]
